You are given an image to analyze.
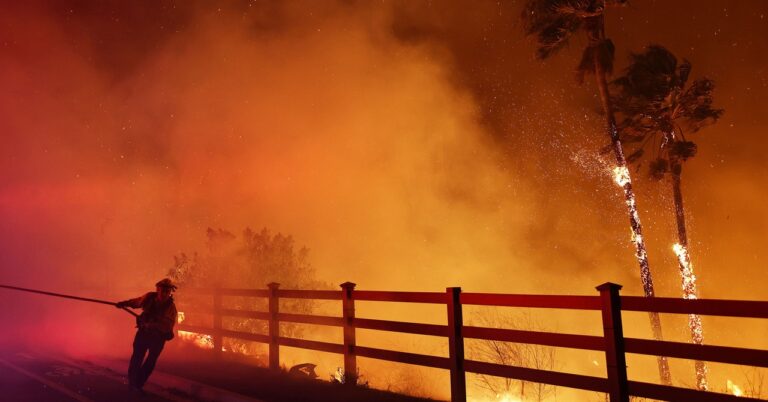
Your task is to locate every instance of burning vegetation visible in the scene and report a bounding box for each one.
[1,1,767,401]
[169,227,326,357]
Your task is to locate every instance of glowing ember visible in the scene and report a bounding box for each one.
[672,243,699,301]
[610,163,671,385]
[613,166,631,187]
[672,243,708,390]
[610,165,654,298]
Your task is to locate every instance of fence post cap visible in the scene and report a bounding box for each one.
[596,282,623,291]
[267,282,280,289]
[340,282,356,289]
[446,286,462,292]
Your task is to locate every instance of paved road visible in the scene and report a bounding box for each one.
[0,350,196,402]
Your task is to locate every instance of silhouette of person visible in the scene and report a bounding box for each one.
[116,278,178,393]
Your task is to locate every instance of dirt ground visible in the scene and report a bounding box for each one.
[158,343,442,402]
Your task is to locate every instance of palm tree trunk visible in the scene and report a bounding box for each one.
[591,15,672,386]
[670,161,708,390]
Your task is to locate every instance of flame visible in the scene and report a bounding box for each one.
[495,394,522,402]
[332,367,345,383]
[613,166,631,187]
[468,394,522,402]
[178,331,215,349]
[609,163,670,382]
[177,331,211,349]
[672,243,698,300]
[671,243,708,390]
[176,311,214,349]
[727,379,744,397]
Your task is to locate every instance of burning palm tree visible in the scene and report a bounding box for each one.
[521,0,672,384]
[612,45,724,390]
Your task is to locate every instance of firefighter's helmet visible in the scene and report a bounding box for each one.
[155,278,177,290]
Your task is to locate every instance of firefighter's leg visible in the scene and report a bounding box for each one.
[138,337,165,388]
[128,331,149,388]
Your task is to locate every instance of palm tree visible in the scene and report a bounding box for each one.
[521,0,672,385]
[612,45,724,390]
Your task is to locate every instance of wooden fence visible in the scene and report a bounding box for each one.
[176,282,768,402]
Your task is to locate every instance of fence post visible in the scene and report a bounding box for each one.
[340,282,357,385]
[268,282,280,370]
[213,287,223,359]
[446,287,466,402]
[597,282,629,402]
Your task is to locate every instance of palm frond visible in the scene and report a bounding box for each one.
[626,148,645,164]
[669,141,698,161]
[614,45,678,101]
[676,59,692,88]
[649,158,669,180]
[577,38,615,82]
[678,78,725,132]
[611,44,723,168]
[522,0,596,59]
[555,0,604,18]
[537,17,583,58]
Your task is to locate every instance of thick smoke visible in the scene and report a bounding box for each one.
[1,0,767,398]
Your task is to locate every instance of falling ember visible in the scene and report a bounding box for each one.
[672,243,709,390]
[727,379,744,397]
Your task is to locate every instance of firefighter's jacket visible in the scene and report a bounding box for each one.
[122,292,177,340]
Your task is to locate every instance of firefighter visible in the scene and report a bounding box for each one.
[116,278,178,393]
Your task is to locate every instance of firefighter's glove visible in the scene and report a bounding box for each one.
[115,301,129,309]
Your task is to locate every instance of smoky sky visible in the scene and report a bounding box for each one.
[2,0,768,304]
[2,1,768,397]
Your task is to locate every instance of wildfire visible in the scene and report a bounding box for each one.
[332,367,345,384]
[495,394,522,402]
[727,379,744,397]
[672,243,698,300]
[671,243,708,390]
[609,163,670,384]
[176,311,215,349]
[468,394,522,402]
[177,331,215,349]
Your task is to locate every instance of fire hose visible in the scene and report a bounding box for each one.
[0,284,139,318]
